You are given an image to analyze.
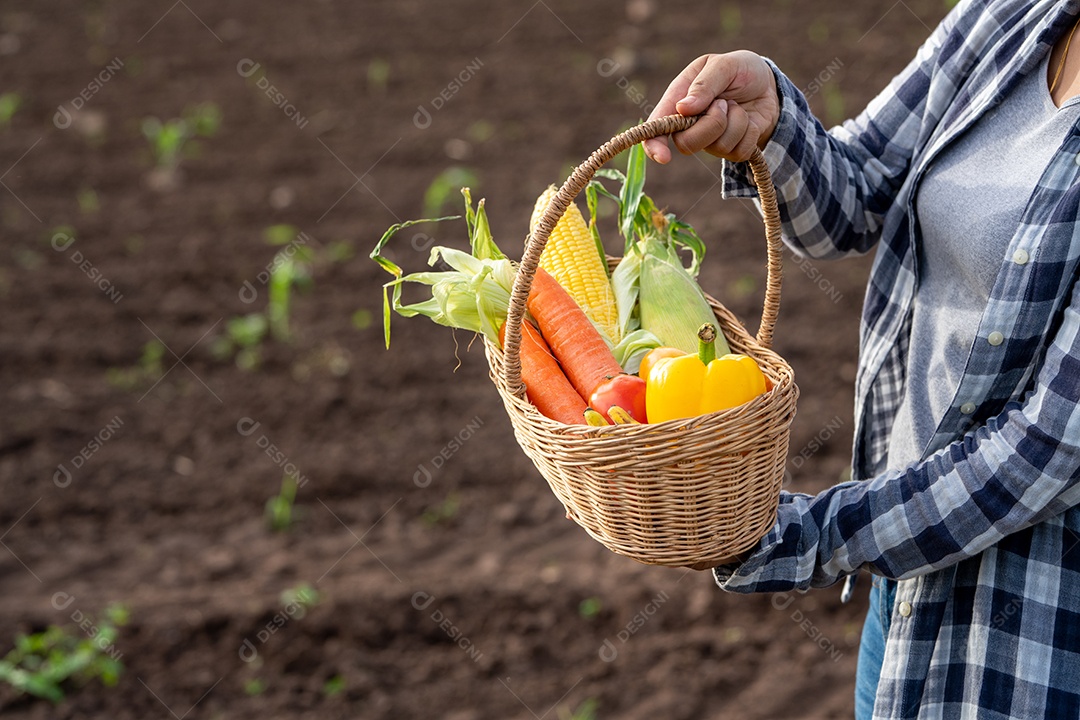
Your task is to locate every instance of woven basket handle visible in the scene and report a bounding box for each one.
[502,114,784,397]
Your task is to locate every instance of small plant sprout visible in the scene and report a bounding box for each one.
[719,2,742,36]
[77,187,100,215]
[578,597,603,620]
[352,309,373,330]
[139,339,165,377]
[106,340,165,390]
[322,674,345,697]
[422,167,480,220]
[267,257,298,342]
[0,92,21,127]
[210,313,268,370]
[141,102,221,170]
[215,226,319,368]
[265,233,314,343]
[559,698,599,720]
[367,58,390,95]
[0,603,128,703]
[279,583,321,612]
[467,119,495,143]
[265,473,299,532]
[326,240,353,263]
[263,224,298,246]
[823,83,846,127]
[422,493,461,527]
[46,225,76,247]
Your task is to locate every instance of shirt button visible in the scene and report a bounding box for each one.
[1012,249,1029,265]
[988,331,1004,346]
[960,402,976,415]
[898,601,912,618]
[1075,152,1080,166]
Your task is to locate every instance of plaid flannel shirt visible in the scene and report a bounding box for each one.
[715,1,1080,717]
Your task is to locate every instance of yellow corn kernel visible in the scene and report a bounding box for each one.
[530,185,620,342]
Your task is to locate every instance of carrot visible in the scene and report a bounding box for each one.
[526,267,623,401]
[500,320,587,425]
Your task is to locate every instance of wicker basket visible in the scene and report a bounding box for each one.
[485,115,798,567]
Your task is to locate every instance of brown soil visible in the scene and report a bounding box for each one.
[0,1,947,718]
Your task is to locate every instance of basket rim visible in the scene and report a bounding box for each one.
[485,278,798,434]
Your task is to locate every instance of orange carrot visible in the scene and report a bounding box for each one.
[526,267,623,401]
[500,320,587,425]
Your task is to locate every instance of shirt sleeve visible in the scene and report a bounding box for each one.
[721,0,968,260]
[715,273,1080,592]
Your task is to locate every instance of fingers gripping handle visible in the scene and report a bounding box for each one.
[501,114,782,398]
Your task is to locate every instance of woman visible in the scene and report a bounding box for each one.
[643,1,1080,717]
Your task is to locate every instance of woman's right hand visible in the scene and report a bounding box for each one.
[642,51,780,164]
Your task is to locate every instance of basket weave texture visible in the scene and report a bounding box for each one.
[486,115,799,567]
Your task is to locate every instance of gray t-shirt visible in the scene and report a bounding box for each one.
[887,52,1080,469]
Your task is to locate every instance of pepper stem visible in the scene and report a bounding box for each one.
[697,323,717,365]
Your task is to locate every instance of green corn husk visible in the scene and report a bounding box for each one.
[639,235,731,356]
[371,190,516,348]
[593,142,731,358]
[384,246,516,346]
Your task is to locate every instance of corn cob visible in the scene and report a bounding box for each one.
[638,236,731,356]
[583,408,611,427]
[607,405,640,425]
[530,185,620,343]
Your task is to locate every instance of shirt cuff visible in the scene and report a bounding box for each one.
[711,517,786,591]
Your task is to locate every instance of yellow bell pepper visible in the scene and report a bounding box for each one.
[645,323,767,423]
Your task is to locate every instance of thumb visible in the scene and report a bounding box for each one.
[673,54,739,116]
[674,91,712,117]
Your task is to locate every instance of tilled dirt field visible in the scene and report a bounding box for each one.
[1,1,947,717]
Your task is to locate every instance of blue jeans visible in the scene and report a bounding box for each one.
[855,578,897,720]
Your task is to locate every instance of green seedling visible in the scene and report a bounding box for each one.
[823,83,846,127]
[244,677,266,695]
[228,314,269,348]
[45,225,76,246]
[729,274,758,300]
[141,102,221,169]
[0,93,21,127]
[808,18,830,44]
[263,224,299,246]
[279,583,321,612]
[578,597,603,620]
[215,227,318,367]
[77,187,100,215]
[422,167,480,220]
[265,474,298,531]
[106,340,164,390]
[559,698,599,720]
[322,675,345,697]
[139,340,165,377]
[367,58,390,95]
[467,119,495,143]
[719,3,742,36]
[267,257,296,342]
[0,604,127,703]
[326,240,353,263]
[210,313,268,371]
[267,249,314,343]
[352,309,373,330]
[124,56,144,78]
[422,493,461,527]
